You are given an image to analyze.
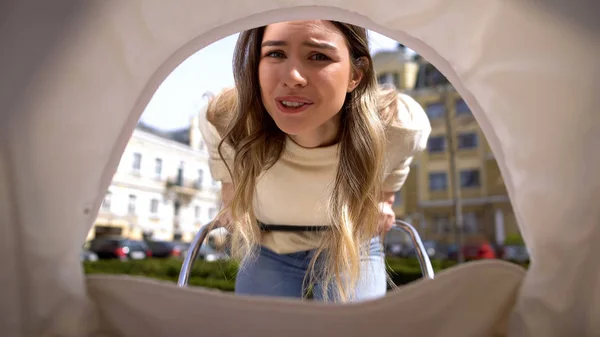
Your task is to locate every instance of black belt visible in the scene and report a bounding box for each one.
[258,222,329,232]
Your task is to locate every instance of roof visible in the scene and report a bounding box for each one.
[136,122,191,146]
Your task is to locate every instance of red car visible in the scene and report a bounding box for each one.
[462,242,497,260]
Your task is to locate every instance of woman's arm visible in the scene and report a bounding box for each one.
[382,191,395,205]
[198,89,236,184]
[215,182,234,229]
[378,93,431,233]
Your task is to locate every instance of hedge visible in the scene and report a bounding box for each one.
[83,258,239,291]
[83,257,527,292]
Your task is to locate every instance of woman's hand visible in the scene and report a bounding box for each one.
[214,209,233,230]
[378,191,396,233]
[378,201,396,233]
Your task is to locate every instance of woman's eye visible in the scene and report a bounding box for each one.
[265,51,285,58]
[310,53,331,61]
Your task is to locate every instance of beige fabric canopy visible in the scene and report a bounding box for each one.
[0,0,598,336]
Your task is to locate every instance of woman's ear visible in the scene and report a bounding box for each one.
[347,56,368,93]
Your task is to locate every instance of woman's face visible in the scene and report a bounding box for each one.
[258,20,362,147]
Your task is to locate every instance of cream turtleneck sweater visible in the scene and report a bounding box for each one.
[199,93,431,254]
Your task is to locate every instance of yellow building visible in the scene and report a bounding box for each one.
[373,46,520,245]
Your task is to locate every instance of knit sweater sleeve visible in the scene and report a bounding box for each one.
[197,102,234,183]
[382,93,432,192]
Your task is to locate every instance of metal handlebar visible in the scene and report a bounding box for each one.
[391,220,435,280]
[177,221,213,287]
[177,219,434,288]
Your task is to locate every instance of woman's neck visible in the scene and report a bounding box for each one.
[288,115,341,148]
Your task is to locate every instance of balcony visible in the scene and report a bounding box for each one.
[166,175,200,202]
[95,210,138,225]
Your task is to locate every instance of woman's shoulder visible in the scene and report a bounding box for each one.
[203,87,237,137]
[377,85,430,132]
[383,91,432,155]
[391,93,431,133]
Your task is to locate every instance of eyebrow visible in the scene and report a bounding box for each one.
[261,40,338,50]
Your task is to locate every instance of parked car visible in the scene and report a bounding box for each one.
[448,242,497,260]
[80,249,98,262]
[197,244,229,262]
[397,240,449,260]
[467,242,496,259]
[88,237,151,260]
[145,240,184,258]
[177,242,191,259]
[81,242,99,262]
[502,245,530,263]
[182,241,229,262]
[385,242,404,257]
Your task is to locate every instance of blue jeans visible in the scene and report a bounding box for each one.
[235,237,386,302]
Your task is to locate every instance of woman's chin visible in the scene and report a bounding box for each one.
[272,121,307,136]
[279,129,304,137]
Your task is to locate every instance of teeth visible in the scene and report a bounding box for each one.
[281,101,305,107]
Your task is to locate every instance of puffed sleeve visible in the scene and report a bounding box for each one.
[382,93,432,192]
[197,101,235,183]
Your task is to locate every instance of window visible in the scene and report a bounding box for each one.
[177,161,185,186]
[427,136,446,153]
[377,72,394,86]
[128,194,137,214]
[460,169,481,188]
[455,99,471,116]
[102,192,112,210]
[132,152,142,173]
[208,207,218,219]
[434,215,451,234]
[194,206,201,219]
[415,63,449,89]
[393,191,402,207]
[428,172,448,191]
[196,169,204,188]
[142,230,153,241]
[463,212,478,233]
[425,102,445,119]
[457,133,478,149]
[425,67,449,87]
[150,198,159,214]
[393,73,400,89]
[154,158,162,179]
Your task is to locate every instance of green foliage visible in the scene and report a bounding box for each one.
[83,258,238,291]
[82,257,526,292]
[504,233,525,245]
[384,257,458,286]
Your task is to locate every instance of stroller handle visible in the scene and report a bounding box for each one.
[177,220,434,288]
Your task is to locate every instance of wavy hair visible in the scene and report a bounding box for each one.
[212,22,398,302]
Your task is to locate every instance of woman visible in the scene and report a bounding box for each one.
[199,20,431,303]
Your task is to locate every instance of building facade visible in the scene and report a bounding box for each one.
[88,117,222,243]
[373,45,520,245]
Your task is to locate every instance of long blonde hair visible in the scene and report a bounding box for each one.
[211,22,399,302]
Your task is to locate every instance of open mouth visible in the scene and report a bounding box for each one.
[281,101,306,108]
[275,98,313,114]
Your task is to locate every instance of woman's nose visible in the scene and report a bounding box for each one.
[282,62,308,88]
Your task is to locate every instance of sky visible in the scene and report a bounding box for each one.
[140,31,402,131]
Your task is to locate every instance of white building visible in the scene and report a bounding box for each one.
[88,117,222,242]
